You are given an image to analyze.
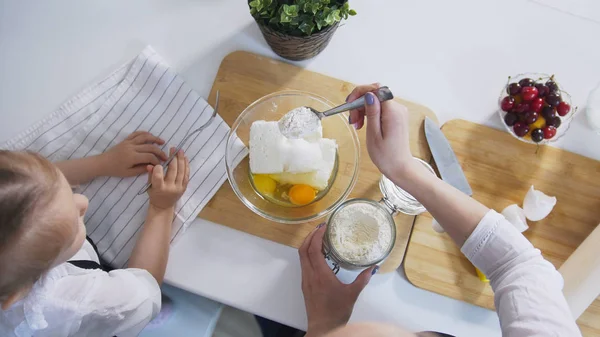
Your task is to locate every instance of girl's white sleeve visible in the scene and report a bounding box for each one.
[461,210,581,337]
[55,267,161,337]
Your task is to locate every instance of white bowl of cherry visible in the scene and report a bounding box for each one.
[498,73,577,145]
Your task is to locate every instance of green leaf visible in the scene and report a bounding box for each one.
[298,0,307,11]
[269,16,279,24]
[333,9,341,21]
[290,16,302,26]
[349,9,357,16]
[249,0,259,8]
[312,4,320,14]
[299,21,315,35]
[280,11,292,23]
[283,4,299,17]
[324,12,336,25]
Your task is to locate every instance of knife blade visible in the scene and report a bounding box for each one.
[424,118,486,280]
[424,117,473,196]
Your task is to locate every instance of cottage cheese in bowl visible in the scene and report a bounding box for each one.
[249,107,338,207]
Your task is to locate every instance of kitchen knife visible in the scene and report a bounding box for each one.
[424,118,488,282]
[424,117,473,196]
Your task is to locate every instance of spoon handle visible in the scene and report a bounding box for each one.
[322,86,394,117]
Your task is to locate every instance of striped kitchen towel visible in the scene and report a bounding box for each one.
[1,46,247,268]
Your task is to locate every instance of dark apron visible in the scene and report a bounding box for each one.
[67,236,113,272]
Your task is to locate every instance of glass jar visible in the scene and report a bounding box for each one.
[322,199,396,274]
[322,157,434,274]
[379,157,435,216]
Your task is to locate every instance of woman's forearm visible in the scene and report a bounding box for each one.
[55,155,109,185]
[391,160,489,246]
[127,205,173,284]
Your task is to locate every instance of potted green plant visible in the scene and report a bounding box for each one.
[249,0,357,61]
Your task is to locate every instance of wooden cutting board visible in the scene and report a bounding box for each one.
[404,119,600,336]
[198,51,438,273]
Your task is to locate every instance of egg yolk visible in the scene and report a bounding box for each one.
[288,184,316,206]
[253,174,276,196]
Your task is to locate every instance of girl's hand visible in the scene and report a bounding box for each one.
[347,84,413,180]
[100,131,168,177]
[146,148,190,211]
[299,224,376,337]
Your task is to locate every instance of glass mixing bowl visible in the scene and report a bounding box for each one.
[225,91,360,224]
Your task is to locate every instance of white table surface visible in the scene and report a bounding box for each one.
[2,0,600,336]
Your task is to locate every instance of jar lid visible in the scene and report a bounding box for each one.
[379,157,436,216]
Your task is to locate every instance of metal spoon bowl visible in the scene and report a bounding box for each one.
[278,86,394,138]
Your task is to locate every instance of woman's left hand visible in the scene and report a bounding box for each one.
[300,224,377,337]
[100,131,168,177]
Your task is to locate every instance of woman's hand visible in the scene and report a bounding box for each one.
[347,83,413,180]
[146,148,190,211]
[300,224,377,337]
[100,131,168,177]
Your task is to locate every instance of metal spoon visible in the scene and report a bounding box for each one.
[137,91,220,195]
[278,86,394,138]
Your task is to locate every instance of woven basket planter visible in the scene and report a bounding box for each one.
[257,22,339,61]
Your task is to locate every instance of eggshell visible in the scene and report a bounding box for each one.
[501,204,529,232]
[523,185,557,221]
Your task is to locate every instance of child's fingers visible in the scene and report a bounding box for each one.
[175,150,185,186]
[128,165,148,177]
[146,165,153,184]
[151,165,165,189]
[135,153,161,166]
[132,131,164,145]
[126,130,147,140]
[184,155,190,189]
[136,144,168,161]
[166,148,178,183]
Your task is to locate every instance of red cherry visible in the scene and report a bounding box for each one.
[521,86,539,101]
[501,96,515,112]
[530,98,544,113]
[543,125,557,139]
[557,101,571,116]
[513,122,530,137]
[514,102,530,114]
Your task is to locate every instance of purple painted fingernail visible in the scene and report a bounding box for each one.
[345,94,350,102]
[353,123,359,130]
[348,115,352,124]
[371,266,379,275]
[317,222,325,229]
[365,92,375,105]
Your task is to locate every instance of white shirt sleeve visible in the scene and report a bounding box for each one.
[53,266,161,337]
[461,210,581,337]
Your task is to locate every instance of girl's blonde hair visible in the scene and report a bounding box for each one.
[0,151,70,302]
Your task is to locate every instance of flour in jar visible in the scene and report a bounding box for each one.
[329,202,393,265]
[278,106,322,141]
